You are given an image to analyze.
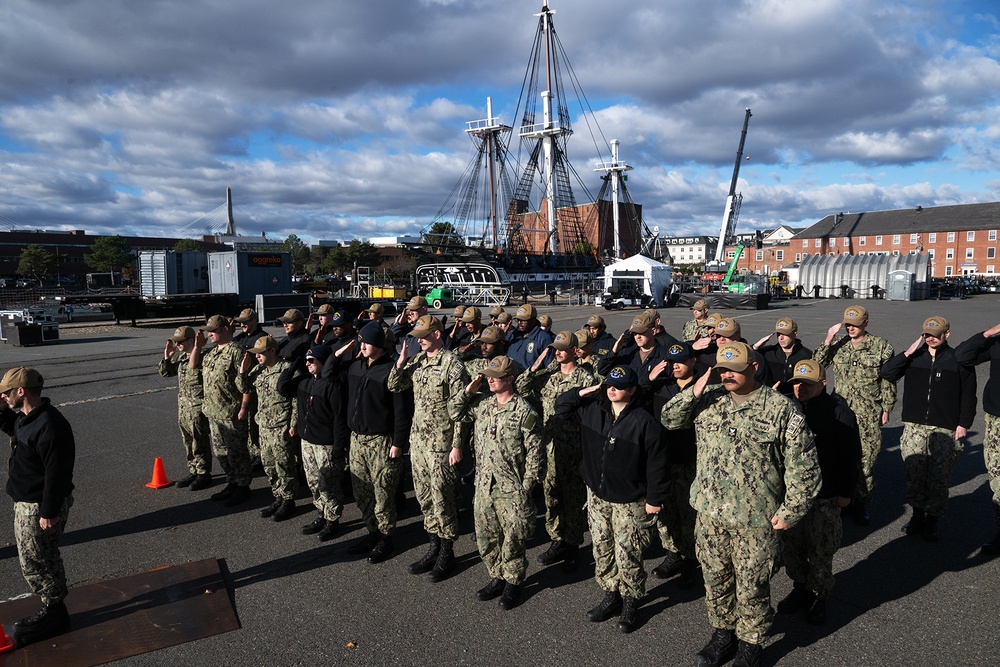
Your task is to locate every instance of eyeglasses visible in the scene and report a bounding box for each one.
[305,358,319,364]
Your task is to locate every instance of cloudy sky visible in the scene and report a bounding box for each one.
[1,0,999,246]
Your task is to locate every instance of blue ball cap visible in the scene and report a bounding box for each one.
[603,365,637,389]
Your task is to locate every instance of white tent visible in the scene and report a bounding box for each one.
[602,255,673,306]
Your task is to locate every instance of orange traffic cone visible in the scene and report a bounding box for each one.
[145,457,175,489]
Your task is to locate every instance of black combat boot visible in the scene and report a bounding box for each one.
[777,583,813,614]
[732,640,763,667]
[538,540,570,565]
[427,538,456,582]
[921,515,940,542]
[652,550,683,579]
[694,628,737,667]
[176,473,198,488]
[617,596,639,633]
[301,515,326,535]
[902,507,926,535]
[271,499,296,522]
[189,473,213,491]
[981,504,1000,556]
[476,578,506,601]
[210,482,238,502]
[260,498,282,518]
[806,595,827,625]
[222,485,251,507]
[498,583,521,610]
[678,558,703,590]
[586,590,622,622]
[409,534,441,575]
[317,520,340,542]
[348,531,380,555]
[367,534,394,564]
[13,601,70,647]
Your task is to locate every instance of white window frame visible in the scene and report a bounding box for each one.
[947,232,955,242]
[775,250,784,261]
[946,248,955,260]
[893,234,901,245]
[910,234,919,244]
[990,230,997,241]
[875,235,883,245]
[967,248,975,260]
[988,247,996,259]
[859,236,866,246]
[968,231,976,241]
[755,250,764,261]
[928,233,937,243]
[945,265,953,276]
[815,239,822,248]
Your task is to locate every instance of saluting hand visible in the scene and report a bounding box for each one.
[824,322,843,344]
[530,348,550,372]
[466,374,484,394]
[692,366,713,399]
[753,333,773,350]
[194,330,206,350]
[649,360,669,382]
[336,339,355,358]
[905,335,925,357]
[164,340,174,359]
[986,323,1000,338]
[691,336,711,351]
[579,383,603,397]
[613,331,629,354]
[396,339,410,368]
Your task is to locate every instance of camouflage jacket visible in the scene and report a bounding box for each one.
[237,360,297,430]
[813,333,896,413]
[577,353,607,383]
[663,384,821,528]
[682,318,711,341]
[515,361,594,438]
[157,351,204,410]
[200,343,243,422]
[388,348,470,452]
[448,391,542,496]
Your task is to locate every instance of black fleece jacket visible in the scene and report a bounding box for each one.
[799,391,862,499]
[2,399,75,518]
[880,344,976,430]
[555,389,669,506]
[955,331,1000,417]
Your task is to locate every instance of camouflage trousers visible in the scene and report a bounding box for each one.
[656,462,698,560]
[259,424,299,501]
[246,408,261,459]
[846,400,885,504]
[177,405,211,475]
[474,484,536,585]
[208,417,251,487]
[900,422,961,517]
[302,439,345,521]
[14,497,73,606]
[411,446,460,541]
[587,490,654,599]
[350,433,402,534]
[543,435,587,547]
[983,414,1000,507]
[695,515,780,646]
[782,498,843,598]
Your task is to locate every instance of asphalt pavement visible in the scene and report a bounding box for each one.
[1,294,999,666]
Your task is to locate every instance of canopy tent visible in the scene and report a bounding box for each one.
[602,255,673,307]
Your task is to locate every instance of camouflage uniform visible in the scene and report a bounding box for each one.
[813,335,894,503]
[899,423,962,517]
[449,390,542,585]
[515,361,594,547]
[237,360,298,500]
[782,497,842,598]
[588,491,656,599]
[158,352,212,475]
[664,384,821,646]
[388,348,470,540]
[201,342,252,486]
[682,319,711,342]
[350,433,400,533]
[577,353,607,383]
[656,462,698,560]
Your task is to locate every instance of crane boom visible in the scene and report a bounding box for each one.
[711,108,752,265]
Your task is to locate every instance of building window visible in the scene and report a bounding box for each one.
[947,232,955,242]
[875,235,883,245]
[892,250,900,256]
[945,265,953,276]
[910,234,919,244]
[795,253,801,262]
[830,238,836,247]
[990,230,997,241]
[989,247,996,259]
[968,231,975,241]
[928,233,936,243]
[967,248,975,260]
[815,239,821,248]
[893,234,900,245]
[775,250,784,261]
[802,239,808,248]
[946,248,954,260]
[987,265,995,274]
[859,236,866,246]
[755,250,763,261]
[727,251,735,259]
[928,249,935,258]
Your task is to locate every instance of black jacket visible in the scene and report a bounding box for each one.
[758,340,813,396]
[555,389,668,505]
[799,391,862,499]
[2,399,75,518]
[598,342,669,414]
[880,344,976,430]
[278,327,314,373]
[327,352,412,450]
[652,380,696,465]
[280,372,349,456]
[955,331,1000,417]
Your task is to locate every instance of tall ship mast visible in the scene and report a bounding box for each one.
[420,2,660,296]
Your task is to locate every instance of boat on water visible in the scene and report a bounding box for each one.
[414,2,665,298]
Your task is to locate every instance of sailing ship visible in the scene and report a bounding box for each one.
[414,2,663,301]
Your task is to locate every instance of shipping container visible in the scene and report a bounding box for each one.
[138,251,209,297]
[208,251,293,305]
